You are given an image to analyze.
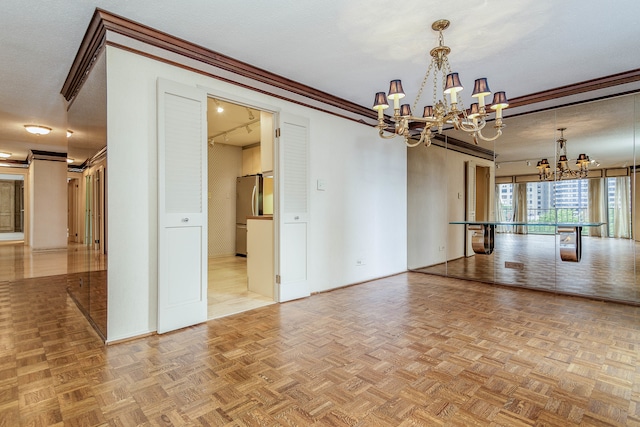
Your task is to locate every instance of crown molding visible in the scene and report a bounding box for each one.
[62,9,640,143]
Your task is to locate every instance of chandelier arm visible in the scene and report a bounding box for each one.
[404,137,423,148]
[474,127,503,142]
[378,128,398,139]
[458,119,487,133]
[419,128,432,147]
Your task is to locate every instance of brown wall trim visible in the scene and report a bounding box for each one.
[61,9,107,102]
[430,134,495,161]
[508,69,640,109]
[62,8,638,150]
[61,8,375,121]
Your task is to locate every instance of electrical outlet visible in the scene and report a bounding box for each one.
[356,258,365,266]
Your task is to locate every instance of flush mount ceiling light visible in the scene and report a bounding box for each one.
[536,128,590,181]
[0,152,11,158]
[67,158,74,164]
[24,124,52,135]
[67,130,73,137]
[373,19,508,148]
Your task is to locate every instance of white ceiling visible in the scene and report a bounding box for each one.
[0,1,639,171]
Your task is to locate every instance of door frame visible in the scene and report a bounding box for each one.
[199,86,281,302]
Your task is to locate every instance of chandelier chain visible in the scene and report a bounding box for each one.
[412,61,435,113]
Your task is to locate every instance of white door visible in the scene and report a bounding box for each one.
[277,113,310,302]
[157,78,208,334]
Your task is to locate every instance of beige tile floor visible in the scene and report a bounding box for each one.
[208,255,275,319]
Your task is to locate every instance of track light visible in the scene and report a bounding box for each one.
[246,108,255,120]
[246,125,252,134]
[213,99,224,113]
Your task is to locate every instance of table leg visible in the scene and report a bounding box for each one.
[558,226,582,262]
[469,224,495,255]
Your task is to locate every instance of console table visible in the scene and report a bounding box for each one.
[449,222,606,262]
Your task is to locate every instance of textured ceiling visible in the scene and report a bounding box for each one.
[0,0,638,170]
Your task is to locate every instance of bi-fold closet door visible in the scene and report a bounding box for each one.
[157,79,208,334]
[156,79,312,333]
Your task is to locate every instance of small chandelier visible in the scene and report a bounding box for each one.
[372,19,509,148]
[536,128,590,181]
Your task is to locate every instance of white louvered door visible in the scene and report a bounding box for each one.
[157,79,208,334]
[277,114,310,302]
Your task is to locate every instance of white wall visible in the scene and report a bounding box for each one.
[308,117,407,292]
[28,159,67,250]
[407,143,494,269]
[407,144,449,269]
[105,47,407,341]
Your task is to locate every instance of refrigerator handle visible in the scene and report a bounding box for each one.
[251,185,257,216]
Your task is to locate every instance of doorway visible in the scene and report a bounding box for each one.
[206,98,275,319]
[0,174,25,241]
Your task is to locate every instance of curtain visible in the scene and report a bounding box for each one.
[514,182,528,234]
[588,178,607,237]
[613,176,631,238]
[495,184,507,233]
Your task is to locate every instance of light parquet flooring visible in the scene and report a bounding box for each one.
[415,234,640,305]
[1,272,639,426]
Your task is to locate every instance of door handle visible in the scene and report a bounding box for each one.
[181,217,189,223]
[251,185,257,216]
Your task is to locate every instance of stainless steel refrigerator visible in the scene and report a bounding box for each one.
[236,174,263,256]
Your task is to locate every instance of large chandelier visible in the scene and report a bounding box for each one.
[536,128,590,181]
[372,19,509,148]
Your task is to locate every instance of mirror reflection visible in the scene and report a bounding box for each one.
[0,175,24,238]
[410,93,638,304]
[66,51,108,339]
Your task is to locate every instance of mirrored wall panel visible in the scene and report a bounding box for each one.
[409,93,639,305]
[66,51,108,339]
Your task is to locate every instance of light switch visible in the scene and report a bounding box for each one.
[317,179,326,191]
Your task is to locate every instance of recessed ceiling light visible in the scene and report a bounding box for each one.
[0,152,11,158]
[67,130,73,137]
[24,124,52,135]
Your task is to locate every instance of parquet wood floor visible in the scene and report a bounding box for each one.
[415,234,640,305]
[1,272,638,426]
